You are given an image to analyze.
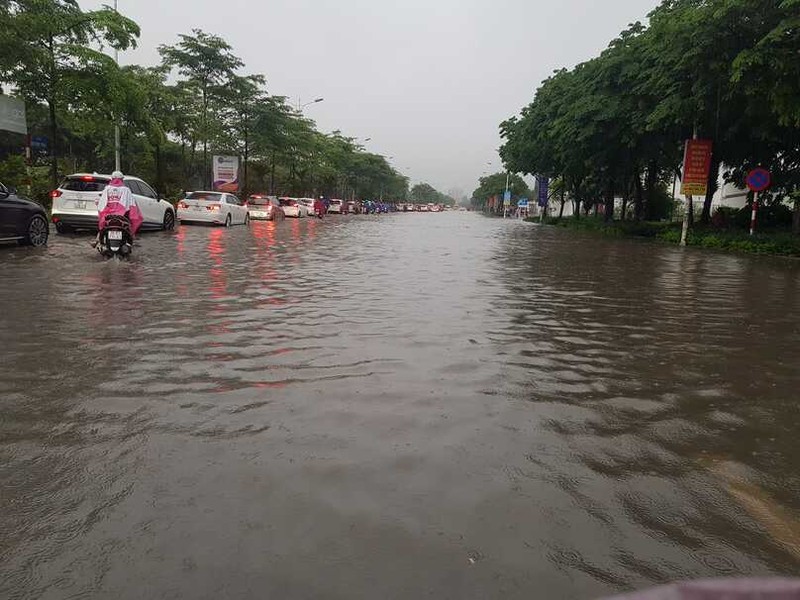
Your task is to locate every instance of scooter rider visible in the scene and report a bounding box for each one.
[92,171,138,247]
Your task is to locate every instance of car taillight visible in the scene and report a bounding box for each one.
[178,201,189,209]
[50,189,62,199]
[207,204,220,212]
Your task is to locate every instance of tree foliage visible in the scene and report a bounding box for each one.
[0,6,407,203]
[500,0,800,231]
[410,182,453,205]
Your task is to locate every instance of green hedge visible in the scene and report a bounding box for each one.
[535,217,800,257]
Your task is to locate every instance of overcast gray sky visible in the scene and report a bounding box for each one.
[84,0,659,196]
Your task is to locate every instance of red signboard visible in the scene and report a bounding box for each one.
[680,139,713,196]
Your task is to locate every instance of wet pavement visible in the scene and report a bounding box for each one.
[1,212,800,599]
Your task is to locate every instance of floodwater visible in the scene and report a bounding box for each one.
[1,212,800,599]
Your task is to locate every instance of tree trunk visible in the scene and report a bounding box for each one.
[270,152,276,194]
[203,137,208,189]
[155,144,163,197]
[793,196,800,235]
[242,125,249,199]
[189,140,197,183]
[603,184,614,223]
[559,185,566,219]
[48,98,58,188]
[47,37,59,188]
[701,154,721,225]
[633,170,644,221]
[688,194,694,227]
[202,85,209,189]
[644,161,658,220]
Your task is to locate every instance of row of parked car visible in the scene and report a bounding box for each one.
[0,172,430,248]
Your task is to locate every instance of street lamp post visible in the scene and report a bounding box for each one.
[114,0,121,172]
[298,97,324,111]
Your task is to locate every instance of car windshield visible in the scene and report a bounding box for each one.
[186,192,222,201]
[331,200,342,205]
[61,177,109,192]
[279,199,296,206]
[249,197,270,205]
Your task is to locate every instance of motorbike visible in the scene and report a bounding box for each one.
[98,213,133,259]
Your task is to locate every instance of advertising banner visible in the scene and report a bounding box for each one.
[537,176,549,207]
[680,139,713,196]
[213,155,239,192]
[0,96,27,135]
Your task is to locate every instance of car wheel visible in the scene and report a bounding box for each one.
[54,221,72,234]
[225,214,232,227]
[162,209,176,231]
[24,214,49,246]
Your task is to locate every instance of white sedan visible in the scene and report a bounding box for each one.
[279,198,308,218]
[177,191,250,226]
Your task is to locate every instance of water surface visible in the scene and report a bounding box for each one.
[2,213,799,599]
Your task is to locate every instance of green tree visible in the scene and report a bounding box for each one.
[471,172,530,212]
[1,0,140,186]
[159,30,243,189]
[216,74,266,198]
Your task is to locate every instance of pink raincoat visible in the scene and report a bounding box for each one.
[97,178,143,236]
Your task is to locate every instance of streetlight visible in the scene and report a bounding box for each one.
[298,97,324,111]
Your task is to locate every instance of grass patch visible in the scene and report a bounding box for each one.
[532,217,800,257]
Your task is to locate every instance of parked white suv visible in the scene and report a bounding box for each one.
[328,199,344,214]
[51,173,176,233]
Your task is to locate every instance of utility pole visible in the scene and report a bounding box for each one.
[113,0,121,172]
[680,128,697,247]
[504,171,510,218]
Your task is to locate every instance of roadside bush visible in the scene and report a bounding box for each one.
[540,215,800,257]
[732,203,793,229]
[0,156,53,210]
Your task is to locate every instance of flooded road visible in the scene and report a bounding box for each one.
[2,213,800,599]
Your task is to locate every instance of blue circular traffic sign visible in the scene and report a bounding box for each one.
[746,168,771,192]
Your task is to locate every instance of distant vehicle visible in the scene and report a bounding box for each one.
[51,173,176,233]
[279,197,308,218]
[247,195,284,221]
[346,200,359,214]
[431,204,441,213]
[419,204,429,212]
[0,181,49,247]
[177,191,249,226]
[328,199,345,214]
[298,198,317,216]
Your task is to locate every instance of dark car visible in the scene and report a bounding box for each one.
[0,181,49,247]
